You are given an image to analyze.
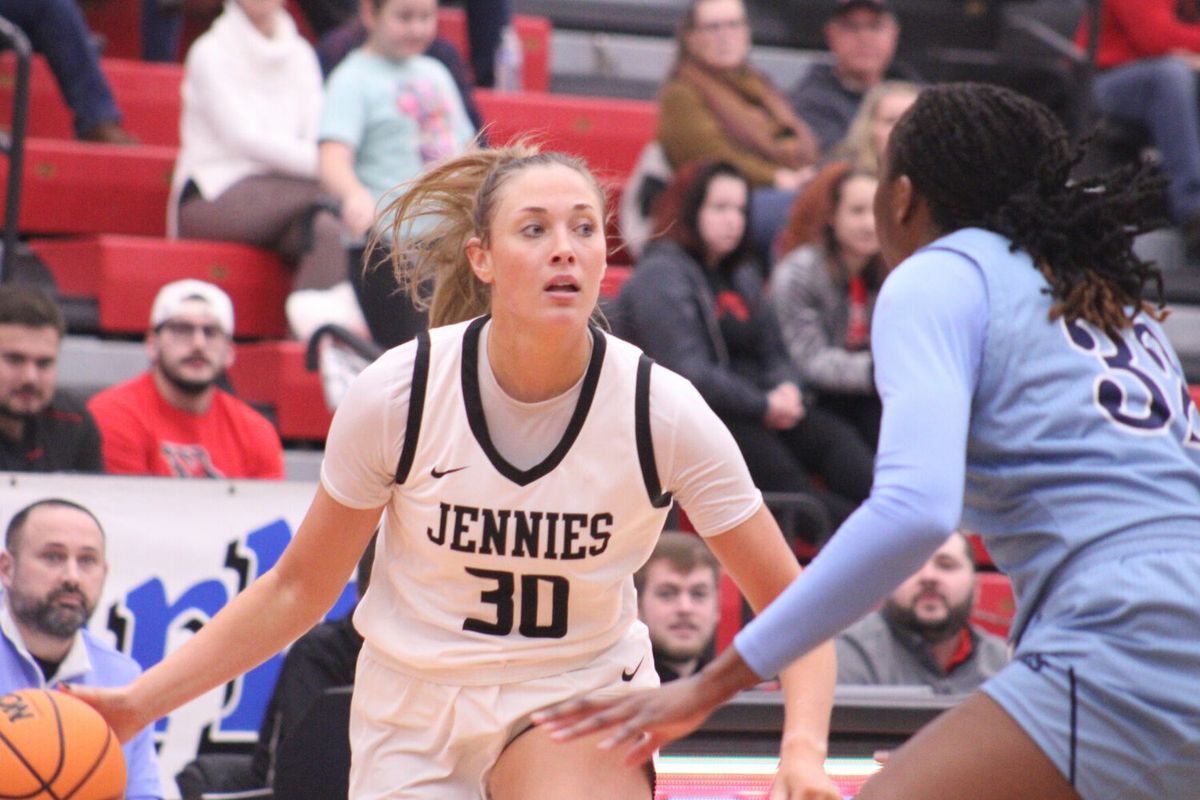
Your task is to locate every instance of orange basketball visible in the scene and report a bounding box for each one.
[0,688,126,800]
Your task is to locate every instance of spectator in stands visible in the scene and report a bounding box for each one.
[87,280,285,479]
[293,0,358,38]
[634,531,721,684]
[317,0,476,349]
[835,531,1009,694]
[657,0,821,263]
[616,160,874,545]
[771,165,884,447]
[0,0,137,144]
[0,498,162,798]
[789,0,919,154]
[169,0,361,342]
[306,0,504,105]
[313,11,485,133]
[825,79,919,174]
[249,534,376,789]
[461,0,511,89]
[1076,0,1200,242]
[142,0,185,62]
[0,285,102,473]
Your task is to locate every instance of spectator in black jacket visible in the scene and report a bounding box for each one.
[789,0,920,153]
[0,285,101,473]
[615,160,873,545]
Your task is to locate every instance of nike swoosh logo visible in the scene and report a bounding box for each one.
[431,466,468,479]
[621,656,645,682]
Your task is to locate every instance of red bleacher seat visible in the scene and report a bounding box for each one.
[227,340,332,442]
[476,90,658,185]
[600,265,631,299]
[435,9,551,93]
[0,55,183,146]
[82,0,144,61]
[29,235,290,339]
[970,571,1015,639]
[1191,385,1200,407]
[715,571,742,654]
[0,138,174,236]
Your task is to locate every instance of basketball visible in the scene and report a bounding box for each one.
[0,688,126,800]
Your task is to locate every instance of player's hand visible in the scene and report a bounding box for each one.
[765,383,804,430]
[770,746,842,800]
[341,188,377,239]
[532,677,721,765]
[59,683,147,744]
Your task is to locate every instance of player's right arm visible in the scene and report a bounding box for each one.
[71,487,382,742]
[75,347,413,741]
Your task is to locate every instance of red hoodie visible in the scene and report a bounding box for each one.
[1075,0,1200,69]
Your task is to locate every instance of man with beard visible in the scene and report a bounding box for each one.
[834,531,1008,694]
[634,531,722,683]
[88,279,284,478]
[0,498,162,798]
[0,284,102,472]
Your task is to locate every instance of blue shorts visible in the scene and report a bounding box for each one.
[982,548,1200,800]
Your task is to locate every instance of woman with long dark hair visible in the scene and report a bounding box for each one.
[541,83,1200,800]
[617,159,874,545]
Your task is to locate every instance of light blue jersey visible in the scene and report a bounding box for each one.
[735,227,1200,679]
[945,228,1200,639]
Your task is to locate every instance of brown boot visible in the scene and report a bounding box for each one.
[80,121,139,145]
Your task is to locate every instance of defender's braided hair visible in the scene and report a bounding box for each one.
[887,83,1168,338]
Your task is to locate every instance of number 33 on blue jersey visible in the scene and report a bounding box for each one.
[1063,317,1200,448]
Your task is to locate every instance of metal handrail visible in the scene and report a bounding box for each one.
[0,15,30,283]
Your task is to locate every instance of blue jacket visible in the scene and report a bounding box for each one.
[0,598,163,799]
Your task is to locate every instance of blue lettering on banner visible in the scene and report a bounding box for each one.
[109,519,359,744]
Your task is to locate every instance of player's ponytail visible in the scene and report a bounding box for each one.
[373,142,608,329]
[887,83,1167,339]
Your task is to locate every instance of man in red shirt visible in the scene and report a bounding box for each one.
[1076,0,1200,237]
[87,280,285,479]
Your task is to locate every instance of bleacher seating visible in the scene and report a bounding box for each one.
[0,54,182,146]
[79,2,550,91]
[0,138,174,236]
[436,10,552,93]
[227,340,332,442]
[477,90,656,185]
[970,572,1015,640]
[29,235,291,338]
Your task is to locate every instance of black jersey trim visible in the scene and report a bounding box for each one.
[462,316,607,486]
[636,355,672,508]
[394,330,431,484]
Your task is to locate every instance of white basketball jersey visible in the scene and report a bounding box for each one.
[354,317,674,684]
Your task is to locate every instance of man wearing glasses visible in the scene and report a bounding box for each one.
[789,0,920,152]
[88,280,284,478]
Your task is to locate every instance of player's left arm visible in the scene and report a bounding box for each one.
[705,507,840,800]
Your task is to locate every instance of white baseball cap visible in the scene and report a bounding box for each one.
[150,279,235,335]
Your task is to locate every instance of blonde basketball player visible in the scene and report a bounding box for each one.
[70,144,840,799]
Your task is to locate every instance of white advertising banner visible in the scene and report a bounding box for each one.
[0,472,346,798]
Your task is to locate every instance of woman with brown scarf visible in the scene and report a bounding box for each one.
[657,0,821,263]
